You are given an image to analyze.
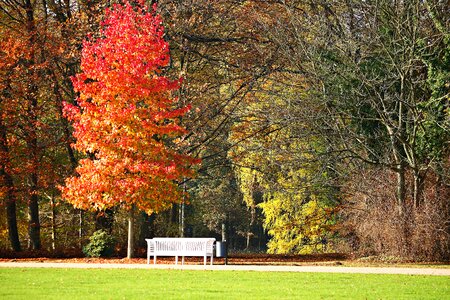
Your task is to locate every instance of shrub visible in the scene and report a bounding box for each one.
[339,168,450,261]
[82,230,116,258]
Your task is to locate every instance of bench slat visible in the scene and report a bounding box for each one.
[146,238,216,266]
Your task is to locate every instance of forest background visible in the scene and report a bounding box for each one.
[0,0,448,261]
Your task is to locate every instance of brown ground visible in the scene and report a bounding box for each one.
[0,252,348,265]
[0,250,448,267]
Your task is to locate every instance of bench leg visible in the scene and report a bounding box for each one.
[148,255,153,265]
[204,255,206,266]
[211,254,213,266]
[182,256,185,265]
[175,256,178,265]
[154,255,157,265]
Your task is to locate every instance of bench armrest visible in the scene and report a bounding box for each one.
[145,239,155,253]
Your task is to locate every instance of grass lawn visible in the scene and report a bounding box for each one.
[0,268,449,299]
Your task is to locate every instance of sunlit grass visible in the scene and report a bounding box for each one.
[0,267,449,299]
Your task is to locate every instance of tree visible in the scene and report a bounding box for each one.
[154,0,289,245]
[1,0,92,252]
[253,0,449,258]
[227,75,338,254]
[0,0,44,250]
[0,30,25,251]
[61,0,199,258]
[0,24,69,251]
[216,0,448,257]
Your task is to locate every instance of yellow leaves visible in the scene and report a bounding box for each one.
[231,107,334,254]
[261,193,331,254]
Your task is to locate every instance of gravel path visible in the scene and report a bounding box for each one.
[1,262,449,276]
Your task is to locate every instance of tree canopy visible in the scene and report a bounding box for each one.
[61,0,199,214]
[0,0,448,261]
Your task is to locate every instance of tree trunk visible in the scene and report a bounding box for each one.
[24,0,41,251]
[50,195,56,250]
[171,203,178,225]
[6,197,21,252]
[413,170,425,208]
[79,209,84,249]
[127,205,135,259]
[387,123,406,215]
[0,119,21,251]
[396,162,406,215]
[179,202,185,237]
[138,212,155,248]
[27,125,41,250]
[28,172,41,250]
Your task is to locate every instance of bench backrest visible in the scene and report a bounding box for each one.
[149,238,215,254]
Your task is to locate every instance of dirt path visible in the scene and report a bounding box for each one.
[0,261,449,276]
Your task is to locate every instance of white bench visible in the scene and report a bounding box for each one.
[146,237,216,265]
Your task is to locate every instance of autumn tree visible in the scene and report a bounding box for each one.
[0,0,77,250]
[188,0,448,257]
[61,0,198,258]
[242,0,449,258]
[0,31,24,251]
[153,0,284,245]
[227,73,338,253]
[0,0,45,250]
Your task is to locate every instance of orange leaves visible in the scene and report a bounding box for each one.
[62,156,189,213]
[61,1,199,214]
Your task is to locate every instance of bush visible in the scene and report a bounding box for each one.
[82,230,116,258]
[339,168,450,261]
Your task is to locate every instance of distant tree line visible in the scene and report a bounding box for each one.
[0,0,448,260]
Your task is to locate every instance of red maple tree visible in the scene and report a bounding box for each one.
[61,1,198,219]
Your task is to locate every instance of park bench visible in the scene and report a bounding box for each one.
[146,237,216,266]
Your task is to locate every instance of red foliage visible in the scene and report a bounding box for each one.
[61,1,199,213]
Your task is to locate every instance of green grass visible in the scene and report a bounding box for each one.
[0,268,449,299]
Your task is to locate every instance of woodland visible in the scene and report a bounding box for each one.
[0,0,448,261]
